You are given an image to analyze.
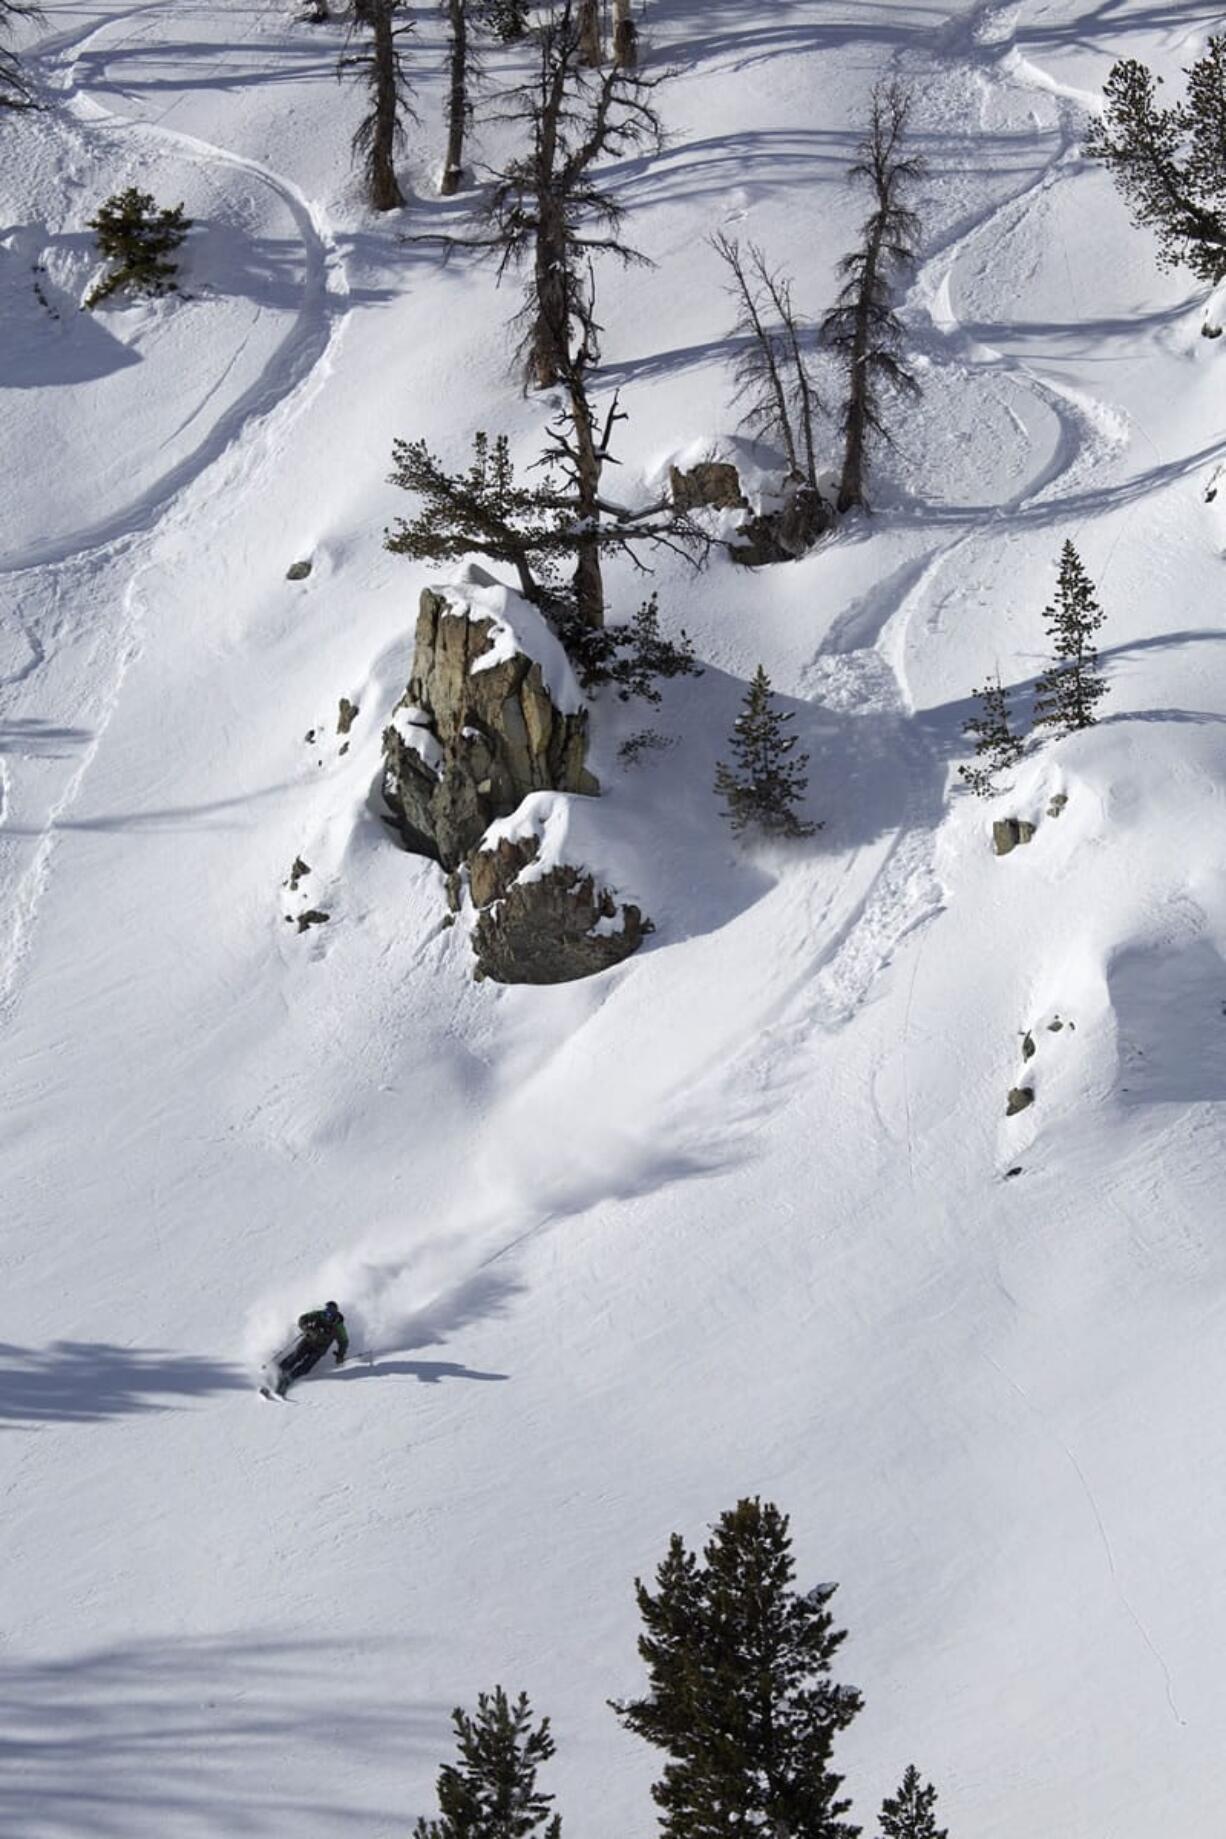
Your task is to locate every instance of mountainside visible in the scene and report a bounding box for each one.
[4,1,1226,1834]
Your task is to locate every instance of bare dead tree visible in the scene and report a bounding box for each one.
[343,0,414,212]
[712,232,821,486]
[1,0,43,110]
[822,80,924,512]
[483,0,666,389]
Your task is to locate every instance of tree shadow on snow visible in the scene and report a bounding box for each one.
[0,1632,440,1837]
[0,720,92,758]
[0,1342,248,1428]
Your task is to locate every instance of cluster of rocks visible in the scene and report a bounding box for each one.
[668,459,834,564]
[382,585,648,985]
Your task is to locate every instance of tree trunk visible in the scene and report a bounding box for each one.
[613,0,637,69]
[836,232,882,512]
[567,372,606,627]
[531,197,569,388]
[370,0,405,210]
[440,0,468,196]
[577,0,602,67]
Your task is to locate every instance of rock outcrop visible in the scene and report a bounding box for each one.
[383,585,598,869]
[468,832,648,986]
[992,817,1036,857]
[669,458,833,563]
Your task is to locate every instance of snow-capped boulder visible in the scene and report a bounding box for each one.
[467,794,649,985]
[382,573,598,869]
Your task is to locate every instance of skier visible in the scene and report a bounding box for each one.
[273,1301,349,1396]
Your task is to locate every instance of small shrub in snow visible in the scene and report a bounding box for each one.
[613,1497,861,1839]
[958,670,1026,797]
[479,0,529,42]
[561,594,702,705]
[413,1686,562,1839]
[715,665,817,838]
[876,1766,948,1839]
[618,728,677,767]
[85,188,190,308]
[1034,540,1108,735]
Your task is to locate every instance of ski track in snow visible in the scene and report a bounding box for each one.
[0,0,351,1013]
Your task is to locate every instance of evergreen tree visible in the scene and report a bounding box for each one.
[714,670,818,838]
[415,1687,562,1839]
[343,0,414,212]
[823,82,924,513]
[958,670,1026,798]
[1,0,41,110]
[85,189,190,308]
[876,1765,947,1839]
[1033,540,1108,735]
[560,592,702,703]
[1086,39,1226,281]
[612,1498,859,1839]
[480,0,530,42]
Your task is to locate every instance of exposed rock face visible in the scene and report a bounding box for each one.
[992,817,1036,856]
[468,833,648,985]
[669,460,748,512]
[383,588,598,869]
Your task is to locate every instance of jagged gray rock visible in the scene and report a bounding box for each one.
[1006,1086,1034,1116]
[382,587,598,870]
[468,832,648,985]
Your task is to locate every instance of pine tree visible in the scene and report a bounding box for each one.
[714,669,818,838]
[1033,540,1108,735]
[1086,39,1226,281]
[877,1765,947,1839]
[343,0,414,212]
[480,0,529,42]
[85,189,190,308]
[958,671,1026,797]
[560,592,702,703]
[414,1687,562,1839]
[612,1498,860,1839]
[823,82,924,513]
[1,0,41,110]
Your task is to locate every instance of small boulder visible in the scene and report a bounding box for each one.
[288,856,310,891]
[296,909,330,933]
[1021,1030,1035,1061]
[1006,1086,1034,1116]
[993,818,1036,856]
[1047,792,1068,818]
[669,460,747,512]
[337,698,359,736]
[286,560,312,581]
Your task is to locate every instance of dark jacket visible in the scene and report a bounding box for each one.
[297,1309,349,1359]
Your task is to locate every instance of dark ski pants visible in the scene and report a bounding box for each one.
[278,1338,328,1390]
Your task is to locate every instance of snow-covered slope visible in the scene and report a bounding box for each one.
[4,1,1226,1833]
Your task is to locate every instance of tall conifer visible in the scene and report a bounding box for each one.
[715,668,817,837]
[1033,541,1108,734]
[612,1498,861,1839]
[415,1687,562,1839]
[876,1765,948,1839]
